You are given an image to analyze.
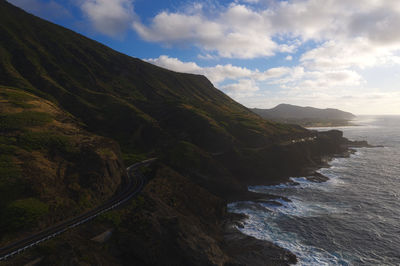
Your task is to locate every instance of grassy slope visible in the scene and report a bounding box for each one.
[0,0,311,196]
[0,1,324,264]
[0,86,126,246]
[0,1,305,150]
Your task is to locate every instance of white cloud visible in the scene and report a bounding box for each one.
[145,55,364,103]
[236,0,260,3]
[255,67,292,81]
[8,0,400,113]
[146,55,201,73]
[146,55,253,83]
[128,0,400,114]
[79,0,135,37]
[300,38,399,71]
[75,0,400,114]
[133,0,400,62]
[221,79,259,93]
[246,89,400,115]
[133,4,279,58]
[146,55,292,84]
[221,79,260,99]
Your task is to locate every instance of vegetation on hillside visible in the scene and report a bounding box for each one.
[0,87,125,244]
[0,0,311,198]
[0,2,347,265]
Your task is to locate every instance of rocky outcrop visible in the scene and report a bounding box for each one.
[223,226,297,266]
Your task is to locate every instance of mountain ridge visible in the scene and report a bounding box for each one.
[252,103,356,127]
[0,1,359,265]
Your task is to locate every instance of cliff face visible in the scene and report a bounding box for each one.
[0,2,357,265]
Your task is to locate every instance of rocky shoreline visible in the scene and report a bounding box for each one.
[223,130,377,265]
[223,215,297,266]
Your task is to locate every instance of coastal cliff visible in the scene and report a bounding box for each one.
[0,2,366,265]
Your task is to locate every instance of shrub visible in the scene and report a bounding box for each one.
[18,131,73,154]
[0,155,24,207]
[0,111,52,131]
[0,143,17,154]
[97,211,122,227]
[1,197,49,231]
[122,152,146,166]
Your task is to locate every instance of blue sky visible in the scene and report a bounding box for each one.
[8,0,400,114]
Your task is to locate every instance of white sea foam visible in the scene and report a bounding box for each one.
[228,204,352,265]
[248,177,320,191]
[249,172,344,194]
[230,116,400,265]
[249,156,350,194]
[230,157,351,265]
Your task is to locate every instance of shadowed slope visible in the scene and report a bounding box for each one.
[0,0,306,156]
[0,1,358,265]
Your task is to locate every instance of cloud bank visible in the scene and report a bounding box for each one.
[61,0,400,113]
[139,1,400,114]
[79,0,135,37]
[133,1,400,61]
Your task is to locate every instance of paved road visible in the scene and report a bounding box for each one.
[0,158,157,261]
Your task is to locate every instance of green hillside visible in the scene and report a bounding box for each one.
[0,1,346,265]
[0,0,305,153]
[0,0,311,195]
[0,86,126,246]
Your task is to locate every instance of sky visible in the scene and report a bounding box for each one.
[7,0,400,115]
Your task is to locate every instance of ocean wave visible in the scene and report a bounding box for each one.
[249,173,344,194]
[228,205,352,265]
[231,195,343,218]
[248,177,321,191]
[229,117,400,265]
[231,157,351,265]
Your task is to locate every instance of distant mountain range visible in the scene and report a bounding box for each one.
[252,104,356,127]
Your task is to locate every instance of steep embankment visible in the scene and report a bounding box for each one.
[0,1,354,265]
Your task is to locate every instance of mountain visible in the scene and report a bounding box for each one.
[252,104,356,127]
[0,1,357,265]
[0,0,312,199]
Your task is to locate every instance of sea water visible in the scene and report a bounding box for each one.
[228,116,400,265]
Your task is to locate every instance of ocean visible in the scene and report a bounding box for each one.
[228,115,400,265]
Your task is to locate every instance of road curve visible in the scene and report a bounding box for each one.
[0,158,157,261]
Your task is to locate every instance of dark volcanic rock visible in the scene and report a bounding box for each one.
[223,227,297,266]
